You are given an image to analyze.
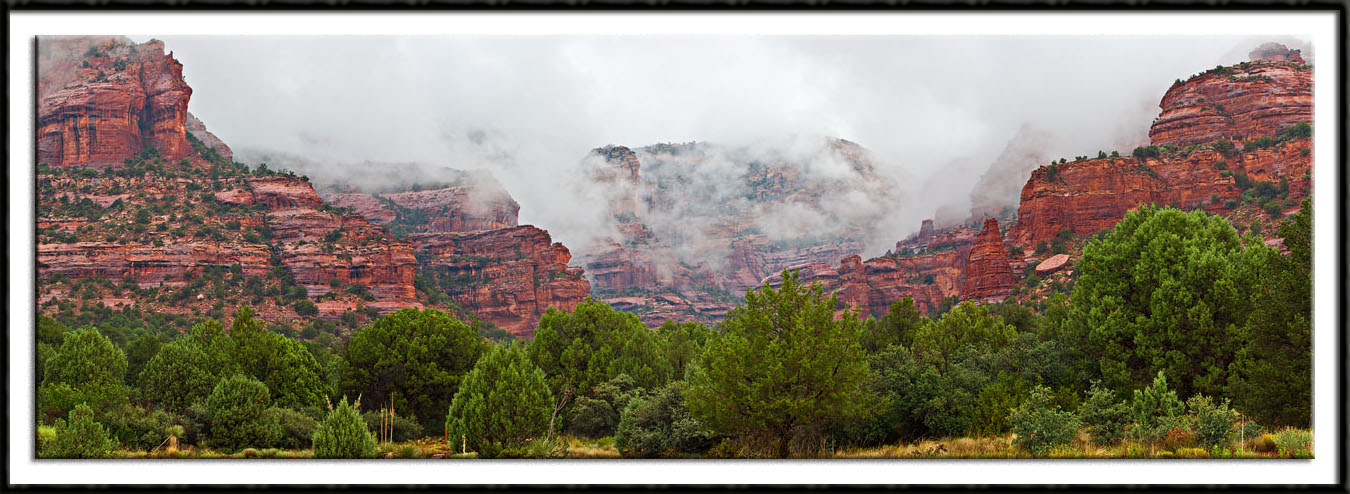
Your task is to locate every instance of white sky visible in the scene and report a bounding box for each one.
[135,34,1312,251]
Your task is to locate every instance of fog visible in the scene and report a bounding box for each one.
[135,35,1312,258]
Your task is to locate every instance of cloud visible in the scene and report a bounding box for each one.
[137,34,1309,258]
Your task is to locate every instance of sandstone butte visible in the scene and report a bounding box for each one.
[1008,57,1311,250]
[38,37,194,168]
[819,46,1313,317]
[34,36,591,335]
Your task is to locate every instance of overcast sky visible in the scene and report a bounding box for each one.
[135,35,1312,252]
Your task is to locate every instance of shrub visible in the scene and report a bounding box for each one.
[1009,385,1080,456]
[312,397,378,459]
[1223,199,1239,209]
[293,299,319,317]
[205,375,280,453]
[1127,371,1185,449]
[1272,428,1312,457]
[1185,394,1239,450]
[36,425,57,456]
[446,343,552,459]
[362,410,424,443]
[565,374,637,438]
[266,407,319,450]
[615,382,715,458]
[1077,381,1128,446]
[48,404,118,458]
[99,403,177,451]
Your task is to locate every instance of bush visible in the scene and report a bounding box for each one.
[36,425,57,456]
[565,374,637,438]
[362,410,424,443]
[205,375,280,453]
[1271,428,1312,457]
[293,299,319,317]
[99,403,177,451]
[312,397,378,459]
[266,407,319,450]
[615,382,715,458]
[1186,394,1239,450]
[1077,381,1128,446]
[1127,371,1185,449]
[447,343,552,459]
[48,404,118,458]
[1009,385,1080,456]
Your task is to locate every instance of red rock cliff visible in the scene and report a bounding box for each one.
[37,37,193,168]
[411,226,590,337]
[1149,60,1311,147]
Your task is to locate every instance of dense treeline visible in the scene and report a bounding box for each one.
[35,203,1312,458]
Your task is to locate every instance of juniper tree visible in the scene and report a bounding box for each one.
[446,343,553,458]
[686,270,874,458]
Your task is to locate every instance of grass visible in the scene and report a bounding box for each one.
[829,431,1311,459]
[95,428,1314,459]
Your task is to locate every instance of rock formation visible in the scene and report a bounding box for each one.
[1035,253,1070,276]
[1149,60,1311,147]
[1010,54,1312,250]
[960,219,1015,304]
[411,226,590,337]
[1249,42,1305,63]
[37,37,193,168]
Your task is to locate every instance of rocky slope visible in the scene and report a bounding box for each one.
[34,35,590,337]
[411,226,589,337]
[1148,57,1311,147]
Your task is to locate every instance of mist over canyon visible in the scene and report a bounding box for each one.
[144,35,1311,260]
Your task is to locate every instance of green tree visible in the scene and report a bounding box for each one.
[686,270,874,457]
[659,321,713,379]
[1186,394,1239,450]
[1077,381,1129,446]
[1127,371,1185,450]
[529,299,671,424]
[340,308,485,432]
[615,381,714,458]
[1227,200,1311,427]
[861,298,923,352]
[204,374,280,453]
[138,319,236,414]
[565,374,637,438]
[912,302,1016,361]
[47,403,118,458]
[1009,385,1081,456]
[312,397,378,459]
[1066,206,1251,398]
[42,327,127,389]
[123,333,163,387]
[228,306,327,410]
[446,343,553,458]
[38,327,128,419]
